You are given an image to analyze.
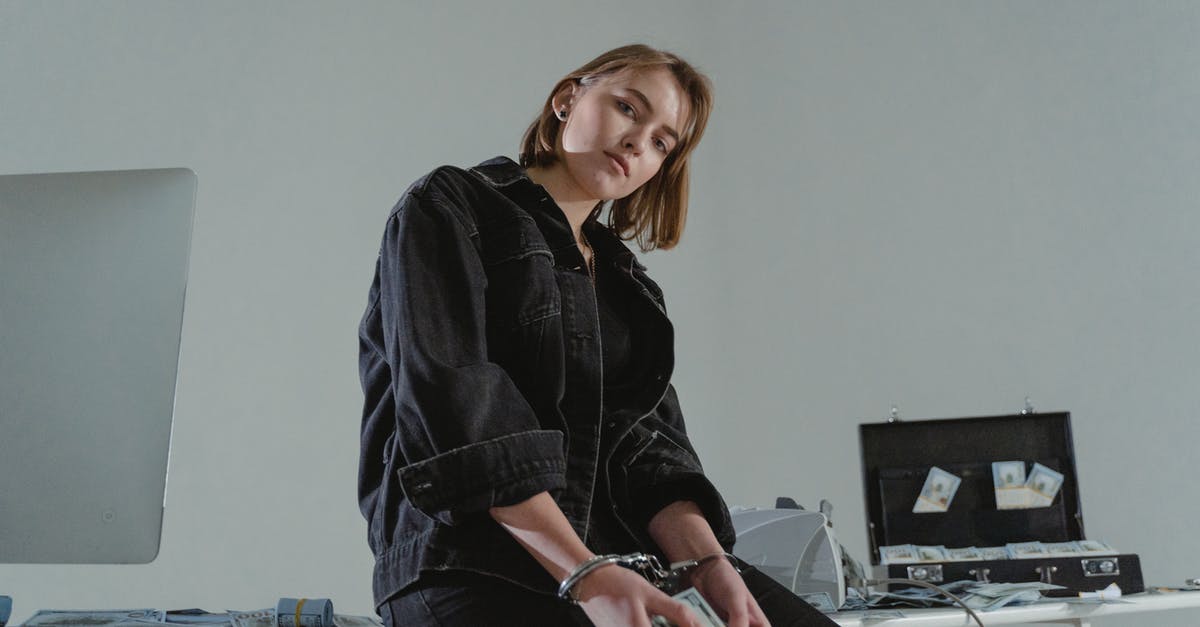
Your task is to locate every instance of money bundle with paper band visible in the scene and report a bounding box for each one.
[992,460,1028,509]
[881,541,1121,564]
[1026,462,1064,507]
[880,544,919,565]
[912,466,961,513]
[275,598,334,627]
[991,461,1065,509]
[946,547,982,561]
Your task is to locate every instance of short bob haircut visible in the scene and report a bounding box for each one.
[519,44,714,252]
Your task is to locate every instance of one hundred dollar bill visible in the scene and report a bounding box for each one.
[880,544,919,564]
[915,545,949,562]
[23,609,163,625]
[1043,541,1082,555]
[913,466,962,512]
[1008,541,1048,558]
[1026,463,1065,506]
[978,546,1011,560]
[992,461,1027,488]
[651,587,726,627]
[946,546,982,561]
[992,460,1032,509]
[799,592,837,613]
[1077,540,1118,555]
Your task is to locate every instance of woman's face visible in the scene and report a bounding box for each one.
[554,67,688,201]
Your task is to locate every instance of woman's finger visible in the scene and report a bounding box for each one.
[647,597,702,627]
[725,606,750,627]
[747,597,771,627]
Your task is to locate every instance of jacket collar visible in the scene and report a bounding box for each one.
[469,156,647,274]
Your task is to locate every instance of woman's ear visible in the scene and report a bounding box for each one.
[551,80,580,118]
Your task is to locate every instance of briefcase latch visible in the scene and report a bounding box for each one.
[907,564,943,583]
[1036,565,1059,584]
[1082,557,1120,577]
[969,567,991,583]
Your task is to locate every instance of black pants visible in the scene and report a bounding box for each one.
[380,565,839,626]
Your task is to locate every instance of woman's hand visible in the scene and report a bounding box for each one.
[689,559,770,627]
[575,563,704,627]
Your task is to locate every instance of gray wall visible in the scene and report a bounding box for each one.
[2,1,1196,624]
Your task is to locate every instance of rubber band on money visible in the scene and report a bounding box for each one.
[295,598,305,627]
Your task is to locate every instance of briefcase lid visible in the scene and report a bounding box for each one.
[858,412,1084,565]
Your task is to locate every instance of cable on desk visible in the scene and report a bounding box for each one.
[866,578,985,627]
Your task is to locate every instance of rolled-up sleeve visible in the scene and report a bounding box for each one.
[376,184,566,523]
[622,384,736,550]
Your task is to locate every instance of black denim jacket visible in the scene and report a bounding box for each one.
[357,156,734,608]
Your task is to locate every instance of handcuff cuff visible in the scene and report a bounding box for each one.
[557,551,741,603]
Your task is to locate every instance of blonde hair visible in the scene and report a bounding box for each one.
[519,44,713,251]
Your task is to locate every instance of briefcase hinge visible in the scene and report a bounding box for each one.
[1036,565,1059,584]
[969,567,991,583]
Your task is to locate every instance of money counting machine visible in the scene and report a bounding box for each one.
[730,501,847,610]
[858,410,1143,595]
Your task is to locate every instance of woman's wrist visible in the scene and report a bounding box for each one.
[558,554,618,602]
[647,500,724,563]
[670,551,740,587]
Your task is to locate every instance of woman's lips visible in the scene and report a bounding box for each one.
[605,152,628,176]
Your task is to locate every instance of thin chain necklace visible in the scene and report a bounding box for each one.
[580,229,596,284]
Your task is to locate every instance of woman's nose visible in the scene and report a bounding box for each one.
[624,132,649,154]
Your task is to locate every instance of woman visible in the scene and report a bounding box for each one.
[358,44,834,627]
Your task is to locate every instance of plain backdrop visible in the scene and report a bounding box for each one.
[1,1,1197,625]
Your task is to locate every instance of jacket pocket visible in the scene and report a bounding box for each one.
[479,216,560,331]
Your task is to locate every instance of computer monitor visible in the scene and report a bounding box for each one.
[0,168,196,563]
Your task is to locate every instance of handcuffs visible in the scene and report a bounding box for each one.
[557,551,741,603]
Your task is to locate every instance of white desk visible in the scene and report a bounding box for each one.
[830,591,1200,626]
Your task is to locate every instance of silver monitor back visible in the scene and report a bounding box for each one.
[0,168,196,563]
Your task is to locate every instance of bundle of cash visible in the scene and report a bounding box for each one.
[945,547,982,561]
[880,544,950,564]
[1026,463,1064,507]
[992,460,1027,509]
[1007,541,1049,558]
[977,546,1011,560]
[23,609,164,625]
[962,581,1065,610]
[992,461,1065,509]
[651,587,725,627]
[797,592,838,613]
[881,541,1118,563]
[1,595,11,627]
[1007,540,1117,558]
[913,467,962,513]
[275,598,334,627]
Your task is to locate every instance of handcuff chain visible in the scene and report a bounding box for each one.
[558,551,740,602]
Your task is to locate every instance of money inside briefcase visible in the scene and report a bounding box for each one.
[858,411,1143,595]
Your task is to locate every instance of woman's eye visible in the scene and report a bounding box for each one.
[655,139,668,153]
[617,100,635,116]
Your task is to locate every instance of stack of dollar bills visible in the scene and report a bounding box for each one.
[859,579,1065,611]
[651,587,725,627]
[993,461,1065,509]
[19,608,382,626]
[881,540,1118,564]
